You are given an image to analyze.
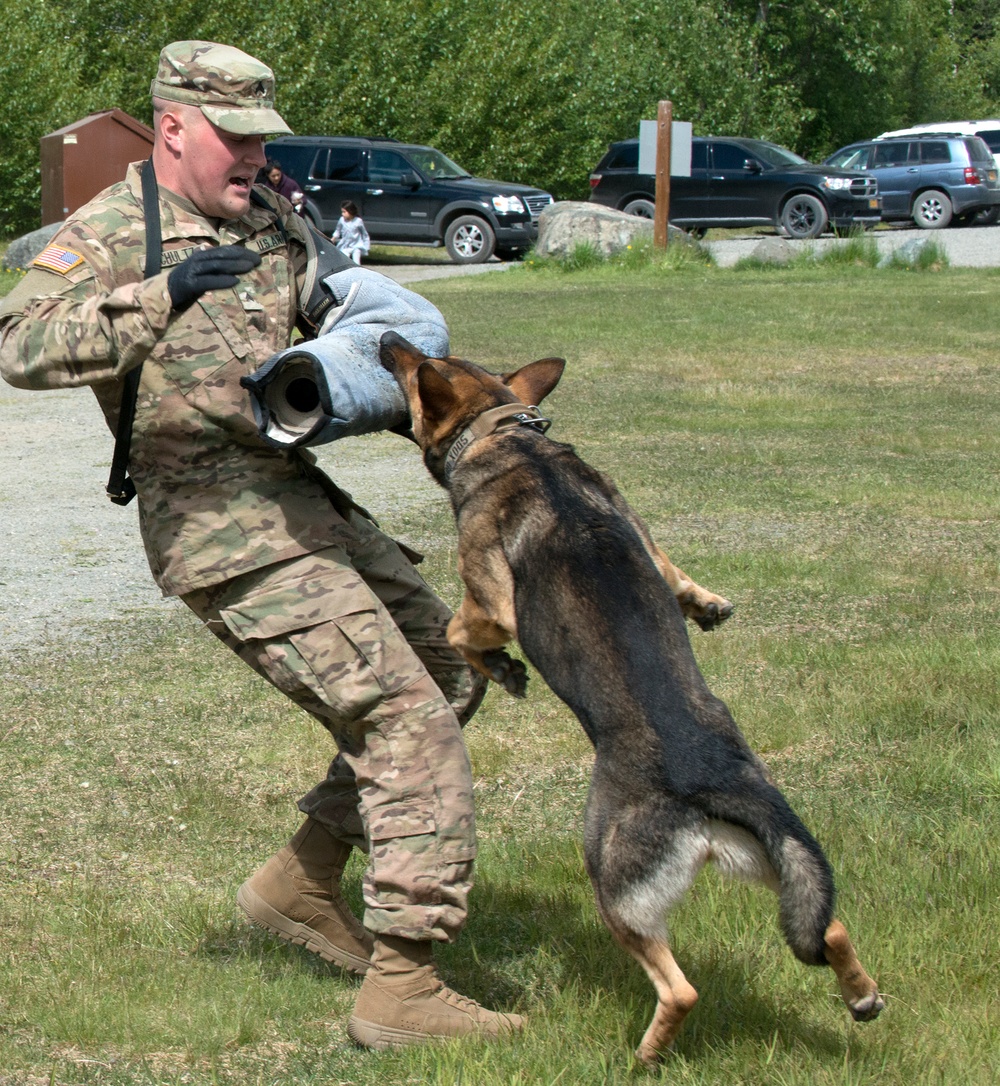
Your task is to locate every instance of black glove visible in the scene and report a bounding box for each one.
[167,245,262,311]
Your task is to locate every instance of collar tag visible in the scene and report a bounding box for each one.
[444,428,476,477]
[443,403,551,480]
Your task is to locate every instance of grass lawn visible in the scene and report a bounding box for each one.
[1,252,998,1084]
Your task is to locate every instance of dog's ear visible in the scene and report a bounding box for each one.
[415,361,459,430]
[379,331,426,373]
[503,357,566,405]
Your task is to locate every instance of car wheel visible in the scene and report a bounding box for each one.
[444,215,496,263]
[779,194,828,239]
[622,198,655,218]
[912,189,953,229]
[975,206,1000,226]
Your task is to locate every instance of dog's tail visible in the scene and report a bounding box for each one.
[704,778,835,966]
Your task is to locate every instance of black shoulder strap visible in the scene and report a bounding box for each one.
[250,186,288,244]
[106,157,161,505]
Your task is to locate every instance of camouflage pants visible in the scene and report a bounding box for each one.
[182,508,487,942]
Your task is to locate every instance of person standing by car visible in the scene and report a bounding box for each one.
[263,158,305,214]
[0,39,520,1050]
[332,199,371,264]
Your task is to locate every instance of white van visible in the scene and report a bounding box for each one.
[877,121,1000,170]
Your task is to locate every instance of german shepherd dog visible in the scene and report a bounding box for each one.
[378,332,884,1065]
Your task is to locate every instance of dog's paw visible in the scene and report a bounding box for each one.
[482,650,528,698]
[847,989,885,1022]
[679,592,734,631]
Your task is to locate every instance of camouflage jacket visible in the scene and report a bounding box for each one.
[0,161,360,597]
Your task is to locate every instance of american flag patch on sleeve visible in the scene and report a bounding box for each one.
[32,245,86,274]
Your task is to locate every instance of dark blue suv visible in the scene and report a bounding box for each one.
[823,134,1000,228]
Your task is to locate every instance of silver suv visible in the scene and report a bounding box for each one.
[823,133,1000,228]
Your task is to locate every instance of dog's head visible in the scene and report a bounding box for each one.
[379,331,566,457]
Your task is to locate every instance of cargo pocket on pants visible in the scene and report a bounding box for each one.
[368,806,438,844]
[217,576,419,725]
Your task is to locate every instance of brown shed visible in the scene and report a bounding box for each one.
[40,110,153,226]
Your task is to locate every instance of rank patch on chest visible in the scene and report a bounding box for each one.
[32,245,86,274]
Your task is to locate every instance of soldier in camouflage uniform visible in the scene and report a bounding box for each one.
[0,41,520,1048]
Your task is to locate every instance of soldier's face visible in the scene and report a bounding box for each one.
[176,111,267,221]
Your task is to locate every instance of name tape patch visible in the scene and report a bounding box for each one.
[160,232,286,268]
[33,246,86,275]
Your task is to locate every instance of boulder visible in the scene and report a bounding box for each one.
[749,237,796,265]
[878,236,935,268]
[535,200,688,259]
[2,222,64,272]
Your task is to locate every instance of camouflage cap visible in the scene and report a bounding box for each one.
[151,40,292,136]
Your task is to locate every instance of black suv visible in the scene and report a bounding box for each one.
[823,133,1000,228]
[266,136,554,263]
[588,137,881,238]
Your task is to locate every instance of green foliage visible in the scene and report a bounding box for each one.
[5,0,1000,237]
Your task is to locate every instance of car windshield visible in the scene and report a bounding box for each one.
[826,147,869,169]
[407,148,471,179]
[740,139,810,167]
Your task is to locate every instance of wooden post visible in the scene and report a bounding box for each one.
[654,100,672,248]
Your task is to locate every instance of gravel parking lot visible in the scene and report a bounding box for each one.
[1,225,994,646]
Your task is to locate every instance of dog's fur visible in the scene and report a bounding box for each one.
[379,332,883,1065]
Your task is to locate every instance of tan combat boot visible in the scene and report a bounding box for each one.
[237,818,373,975]
[347,934,524,1048]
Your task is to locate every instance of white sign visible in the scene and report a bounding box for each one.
[638,119,693,177]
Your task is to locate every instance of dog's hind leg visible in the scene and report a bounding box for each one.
[823,919,885,1021]
[447,593,528,697]
[707,823,884,1023]
[587,795,709,1066]
[607,924,699,1068]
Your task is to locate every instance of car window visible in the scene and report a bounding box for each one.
[265,145,313,185]
[711,142,754,169]
[369,150,416,184]
[871,141,911,168]
[307,149,329,180]
[606,144,639,170]
[742,140,809,167]
[965,137,995,164]
[827,146,871,169]
[324,147,364,181]
[920,141,952,164]
[406,148,470,179]
[975,129,1000,153]
[691,142,708,169]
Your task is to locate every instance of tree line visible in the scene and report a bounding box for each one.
[3,0,1000,238]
